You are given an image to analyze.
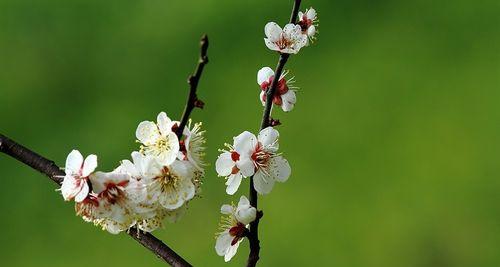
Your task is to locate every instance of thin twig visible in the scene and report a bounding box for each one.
[175,34,209,138]
[0,133,192,267]
[247,1,302,266]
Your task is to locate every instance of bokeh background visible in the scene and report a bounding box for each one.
[1,0,500,266]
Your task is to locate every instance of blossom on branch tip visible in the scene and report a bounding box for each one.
[258,66,297,112]
[60,150,97,202]
[216,132,256,195]
[136,112,180,166]
[298,7,318,43]
[264,22,307,54]
[215,196,256,262]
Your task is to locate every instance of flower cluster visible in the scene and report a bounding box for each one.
[214,6,318,262]
[59,111,206,234]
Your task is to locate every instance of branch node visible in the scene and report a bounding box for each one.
[194,99,205,109]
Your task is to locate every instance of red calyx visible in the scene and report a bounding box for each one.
[230,151,240,162]
[229,222,247,245]
[261,75,288,106]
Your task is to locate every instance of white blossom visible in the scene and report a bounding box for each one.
[216,132,256,195]
[60,150,97,202]
[215,196,256,262]
[257,67,297,112]
[231,127,291,194]
[298,7,318,43]
[147,159,196,210]
[89,171,144,234]
[136,112,180,166]
[264,22,307,54]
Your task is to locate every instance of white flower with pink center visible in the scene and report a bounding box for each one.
[216,131,256,195]
[60,150,97,202]
[298,7,318,43]
[264,22,307,54]
[239,127,291,194]
[257,66,297,112]
[136,112,180,166]
[215,196,256,262]
[89,171,145,234]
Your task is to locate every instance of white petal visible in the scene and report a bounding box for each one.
[65,150,83,175]
[81,154,97,177]
[264,22,282,41]
[281,90,296,112]
[306,8,317,20]
[60,175,78,200]
[258,127,279,148]
[298,11,304,18]
[238,195,250,206]
[257,67,274,85]
[157,132,180,166]
[236,157,255,177]
[283,23,299,37]
[136,121,160,145]
[221,204,234,215]
[179,176,196,202]
[265,38,280,52]
[120,159,138,177]
[126,179,147,203]
[270,156,291,182]
[215,230,232,256]
[307,25,316,37]
[224,241,241,262]
[141,156,162,180]
[236,206,256,225]
[74,181,89,203]
[225,173,243,195]
[89,172,107,194]
[234,131,257,156]
[259,91,266,106]
[253,170,275,195]
[157,112,172,136]
[215,152,234,176]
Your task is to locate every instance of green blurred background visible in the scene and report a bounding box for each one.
[1,0,500,266]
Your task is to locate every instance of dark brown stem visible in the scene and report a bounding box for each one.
[0,133,192,267]
[175,34,209,138]
[247,1,301,266]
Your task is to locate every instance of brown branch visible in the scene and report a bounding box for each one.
[0,133,192,267]
[247,1,302,266]
[175,34,209,138]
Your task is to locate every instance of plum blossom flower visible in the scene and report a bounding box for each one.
[215,196,256,262]
[235,127,291,194]
[298,7,318,43]
[264,22,307,54]
[147,159,195,210]
[136,112,180,166]
[60,150,97,202]
[177,120,206,172]
[257,67,297,112]
[216,132,256,195]
[89,171,145,234]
